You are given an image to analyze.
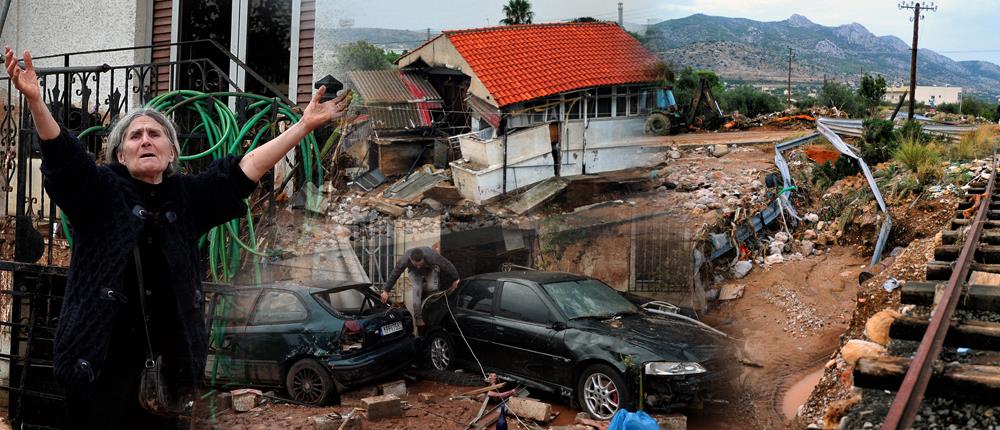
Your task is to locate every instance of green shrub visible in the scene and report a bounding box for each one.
[860,118,897,164]
[895,120,927,143]
[812,156,860,189]
[893,137,941,184]
[719,86,784,117]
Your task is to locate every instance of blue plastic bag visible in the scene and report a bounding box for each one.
[607,409,658,430]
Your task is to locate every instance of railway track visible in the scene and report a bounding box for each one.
[852,157,1000,429]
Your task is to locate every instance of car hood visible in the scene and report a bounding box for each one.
[566,312,733,363]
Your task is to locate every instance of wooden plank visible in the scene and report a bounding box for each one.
[854,356,1000,405]
[901,281,1000,311]
[925,261,1000,280]
[458,383,506,397]
[970,271,1000,287]
[935,244,1000,263]
[891,316,1000,350]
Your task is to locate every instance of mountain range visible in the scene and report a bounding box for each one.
[317,15,1000,99]
[647,14,1000,98]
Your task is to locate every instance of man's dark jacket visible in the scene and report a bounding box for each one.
[40,128,256,389]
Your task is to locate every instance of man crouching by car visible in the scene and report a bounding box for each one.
[380,246,460,328]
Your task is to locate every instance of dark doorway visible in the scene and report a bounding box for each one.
[178,0,233,92]
[246,0,292,97]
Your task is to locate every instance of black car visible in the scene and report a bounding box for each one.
[422,271,739,419]
[204,280,416,405]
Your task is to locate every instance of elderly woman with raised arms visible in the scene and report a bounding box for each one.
[4,47,349,428]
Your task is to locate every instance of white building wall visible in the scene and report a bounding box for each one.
[885,86,962,106]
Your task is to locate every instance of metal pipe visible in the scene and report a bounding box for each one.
[881,149,997,430]
[0,0,12,38]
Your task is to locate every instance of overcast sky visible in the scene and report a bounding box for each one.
[327,0,1000,64]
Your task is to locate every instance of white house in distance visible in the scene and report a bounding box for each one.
[885,85,962,107]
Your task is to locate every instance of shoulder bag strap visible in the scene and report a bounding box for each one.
[133,248,157,368]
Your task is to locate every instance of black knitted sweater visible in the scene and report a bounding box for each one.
[40,127,256,390]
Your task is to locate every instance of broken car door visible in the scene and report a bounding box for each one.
[242,289,311,384]
[490,281,570,384]
[208,289,261,383]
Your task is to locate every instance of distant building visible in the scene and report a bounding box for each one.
[885,86,961,107]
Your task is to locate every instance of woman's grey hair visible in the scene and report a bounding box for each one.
[105,108,182,176]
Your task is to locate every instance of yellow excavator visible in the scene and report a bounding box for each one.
[644,76,726,135]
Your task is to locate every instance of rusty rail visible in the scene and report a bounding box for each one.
[881,150,998,429]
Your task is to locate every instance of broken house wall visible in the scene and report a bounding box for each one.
[450,124,555,204]
[396,36,495,107]
[534,211,705,312]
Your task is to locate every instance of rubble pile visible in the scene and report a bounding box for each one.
[759,283,826,338]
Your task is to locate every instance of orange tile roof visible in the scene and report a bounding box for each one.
[439,23,659,107]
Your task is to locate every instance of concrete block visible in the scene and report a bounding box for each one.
[657,413,687,430]
[506,397,552,422]
[362,394,401,420]
[311,413,366,430]
[216,392,233,412]
[378,380,407,397]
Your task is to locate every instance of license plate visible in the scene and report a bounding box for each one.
[380,322,403,336]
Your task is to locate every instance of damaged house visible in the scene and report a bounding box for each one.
[379,22,662,204]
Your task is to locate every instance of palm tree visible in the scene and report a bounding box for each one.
[500,0,533,25]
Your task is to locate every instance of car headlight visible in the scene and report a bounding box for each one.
[644,361,707,376]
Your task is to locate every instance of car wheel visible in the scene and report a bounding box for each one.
[577,363,630,420]
[286,358,336,406]
[427,331,455,371]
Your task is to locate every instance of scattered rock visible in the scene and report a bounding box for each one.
[765,254,784,265]
[718,284,745,300]
[422,198,444,212]
[864,309,901,345]
[841,339,886,366]
[805,213,820,223]
[732,260,753,278]
[804,229,817,240]
[710,144,730,157]
[798,240,815,256]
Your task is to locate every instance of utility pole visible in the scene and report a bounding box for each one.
[786,47,794,109]
[427,27,431,41]
[898,1,937,121]
[618,2,624,27]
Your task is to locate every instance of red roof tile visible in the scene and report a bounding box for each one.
[439,23,659,107]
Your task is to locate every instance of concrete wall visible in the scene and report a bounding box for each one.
[560,117,658,175]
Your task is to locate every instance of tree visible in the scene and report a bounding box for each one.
[858,74,887,118]
[501,0,533,25]
[337,41,397,71]
[818,81,865,118]
[571,17,598,23]
[672,67,723,107]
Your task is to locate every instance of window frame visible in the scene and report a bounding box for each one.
[496,280,557,326]
[456,279,499,315]
[248,288,310,326]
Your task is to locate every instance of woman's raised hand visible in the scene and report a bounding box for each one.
[301,85,351,131]
[4,47,40,103]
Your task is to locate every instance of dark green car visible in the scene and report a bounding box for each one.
[204,280,416,405]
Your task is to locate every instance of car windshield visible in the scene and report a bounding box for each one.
[542,279,639,320]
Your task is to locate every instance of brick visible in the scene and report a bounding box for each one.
[506,397,552,422]
[378,380,407,397]
[656,413,687,430]
[362,394,402,420]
